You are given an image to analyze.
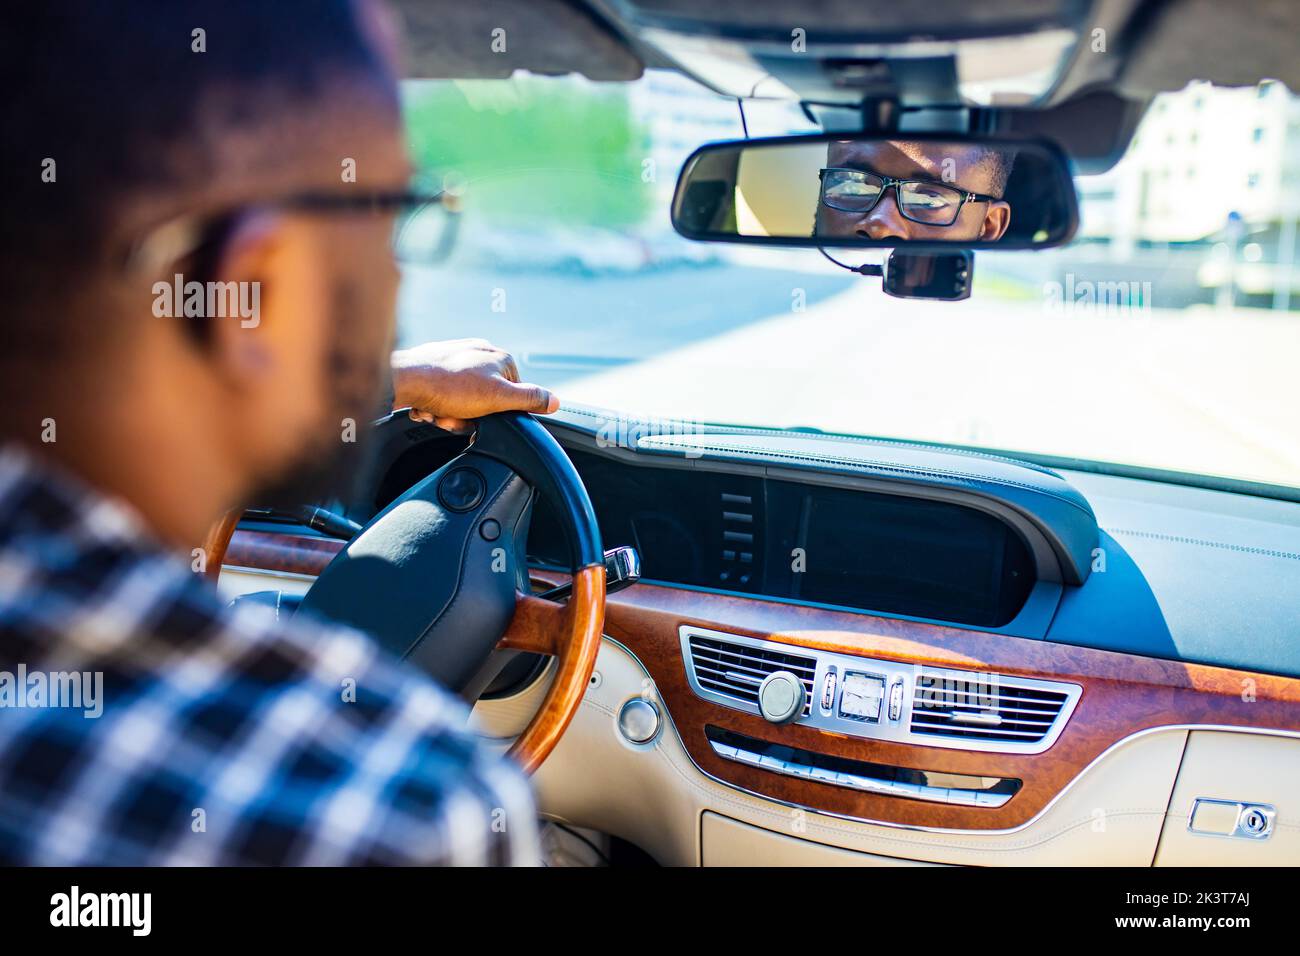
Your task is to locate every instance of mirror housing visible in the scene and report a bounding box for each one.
[672,133,1078,251]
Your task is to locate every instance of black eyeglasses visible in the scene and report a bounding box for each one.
[819,167,997,227]
[124,187,453,273]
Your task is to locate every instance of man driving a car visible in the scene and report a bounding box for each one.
[814,140,1013,242]
[0,1,551,865]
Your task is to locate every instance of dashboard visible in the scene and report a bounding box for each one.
[226,404,1300,860]
[362,404,1300,677]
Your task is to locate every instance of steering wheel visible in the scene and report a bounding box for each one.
[209,412,606,775]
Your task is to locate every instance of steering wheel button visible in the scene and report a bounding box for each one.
[437,467,486,513]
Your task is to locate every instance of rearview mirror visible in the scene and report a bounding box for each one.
[672,134,1078,250]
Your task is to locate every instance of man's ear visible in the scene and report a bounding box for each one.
[204,210,328,401]
[980,201,1011,241]
[205,210,283,386]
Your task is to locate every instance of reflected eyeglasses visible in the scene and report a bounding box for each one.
[819,167,997,227]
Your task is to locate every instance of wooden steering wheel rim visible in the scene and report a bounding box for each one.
[497,565,606,774]
[201,510,241,582]
[202,513,606,775]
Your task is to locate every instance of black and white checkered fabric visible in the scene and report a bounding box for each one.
[0,446,538,865]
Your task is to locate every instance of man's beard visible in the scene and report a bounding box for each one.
[248,414,378,513]
[248,279,390,512]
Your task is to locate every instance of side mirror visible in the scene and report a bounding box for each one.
[672,133,1078,251]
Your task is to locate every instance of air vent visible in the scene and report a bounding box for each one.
[718,490,757,590]
[686,634,815,717]
[910,667,1075,745]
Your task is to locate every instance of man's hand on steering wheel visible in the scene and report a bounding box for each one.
[392,339,560,433]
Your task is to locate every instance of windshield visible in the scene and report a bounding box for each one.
[398,72,1300,491]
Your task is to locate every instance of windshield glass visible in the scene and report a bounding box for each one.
[398,72,1300,490]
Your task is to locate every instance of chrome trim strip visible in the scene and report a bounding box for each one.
[219,564,317,584]
[679,625,1082,755]
[707,739,1013,808]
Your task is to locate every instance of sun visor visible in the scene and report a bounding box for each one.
[392,0,643,81]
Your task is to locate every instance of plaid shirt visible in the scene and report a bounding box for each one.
[0,445,538,866]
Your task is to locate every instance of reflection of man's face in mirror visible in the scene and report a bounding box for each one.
[814,141,1012,242]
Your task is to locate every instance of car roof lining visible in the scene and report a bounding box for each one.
[395,1,1299,96]
[391,0,1297,174]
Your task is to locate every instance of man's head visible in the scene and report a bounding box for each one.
[815,140,1013,242]
[1,0,407,542]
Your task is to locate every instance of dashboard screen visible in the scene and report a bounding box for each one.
[524,450,1036,628]
[790,484,1033,626]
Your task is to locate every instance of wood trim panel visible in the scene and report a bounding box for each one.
[225,528,344,577]
[538,572,1300,831]
[224,529,1300,830]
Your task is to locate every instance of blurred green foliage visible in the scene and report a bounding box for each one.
[403,77,653,228]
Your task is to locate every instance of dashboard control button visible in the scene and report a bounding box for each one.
[617,698,661,744]
[821,669,838,712]
[757,671,805,724]
[888,678,904,721]
[478,518,501,541]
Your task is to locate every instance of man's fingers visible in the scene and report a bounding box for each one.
[433,417,473,434]
[409,408,472,433]
[502,379,559,414]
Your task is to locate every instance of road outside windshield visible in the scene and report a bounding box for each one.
[398,72,1300,490]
